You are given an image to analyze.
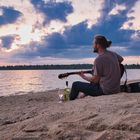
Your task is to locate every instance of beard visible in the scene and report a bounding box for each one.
[93,48,98,53]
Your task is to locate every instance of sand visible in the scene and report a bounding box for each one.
[0,90,140,140]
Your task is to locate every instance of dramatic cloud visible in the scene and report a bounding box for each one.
[64,21,93,46]
[0,6,22,25]
[13,29,93,59]
[0,35,15,49]
[92,0,140,56]
[31,0,73,23]
[13,0,140,60]
[0,0,140,65]
[67,0,103,27]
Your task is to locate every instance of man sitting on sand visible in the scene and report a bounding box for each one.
[69,35,124,100]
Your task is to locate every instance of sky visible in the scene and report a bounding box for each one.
[0,0,140,65]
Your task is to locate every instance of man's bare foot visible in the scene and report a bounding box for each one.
[77,92,86,99]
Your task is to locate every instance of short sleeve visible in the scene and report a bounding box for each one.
[93,58,103,76]
[113,52,123,63]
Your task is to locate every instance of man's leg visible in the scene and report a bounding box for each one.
[69,81,103,100]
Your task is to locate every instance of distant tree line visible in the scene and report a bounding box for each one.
[0,64,92,70]
[125,64,140,69]
[0,64,139,70]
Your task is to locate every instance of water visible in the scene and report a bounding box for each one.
[0,69,140,96]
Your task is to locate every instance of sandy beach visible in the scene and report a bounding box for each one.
[0,90,140,140]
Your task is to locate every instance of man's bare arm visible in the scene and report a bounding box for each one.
[79,72,100,83]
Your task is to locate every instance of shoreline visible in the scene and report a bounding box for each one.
[0,90,140,140]
[0,89,62,97]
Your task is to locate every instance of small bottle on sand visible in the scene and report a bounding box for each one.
[58,88,64,103]
[64,81,70,101]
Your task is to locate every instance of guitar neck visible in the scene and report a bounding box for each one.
[67,70,92,75]
[58,70,93,79]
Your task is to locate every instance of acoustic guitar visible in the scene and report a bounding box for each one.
[58,64,125,79]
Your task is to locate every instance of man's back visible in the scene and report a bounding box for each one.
[94,50,121,94]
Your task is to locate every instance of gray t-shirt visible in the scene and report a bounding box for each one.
[93,50,121,94]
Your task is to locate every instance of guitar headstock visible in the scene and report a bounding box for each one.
[58,73,69,79]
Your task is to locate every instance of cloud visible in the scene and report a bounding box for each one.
[1,0,140,65]
[44,0,140,57]
[0,6,22,25]
[64,21,93,46]
[123,0,140,31]
[109,4,126,16]
[89,0,139,56]
[0,35,15,49]
[12,28,93,59]
[31,0,73,24]
[92,13,135,44]
[13,0,140,60]
[0,0,46,48]
[98,0,138,28]
[67,0,103,28]
[45,32,67,49]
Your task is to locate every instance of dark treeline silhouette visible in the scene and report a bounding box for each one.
[0,64,92,70]
[0,64,139,70]
[125,64,140,69]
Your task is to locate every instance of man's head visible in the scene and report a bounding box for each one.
[93,35,112,53]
